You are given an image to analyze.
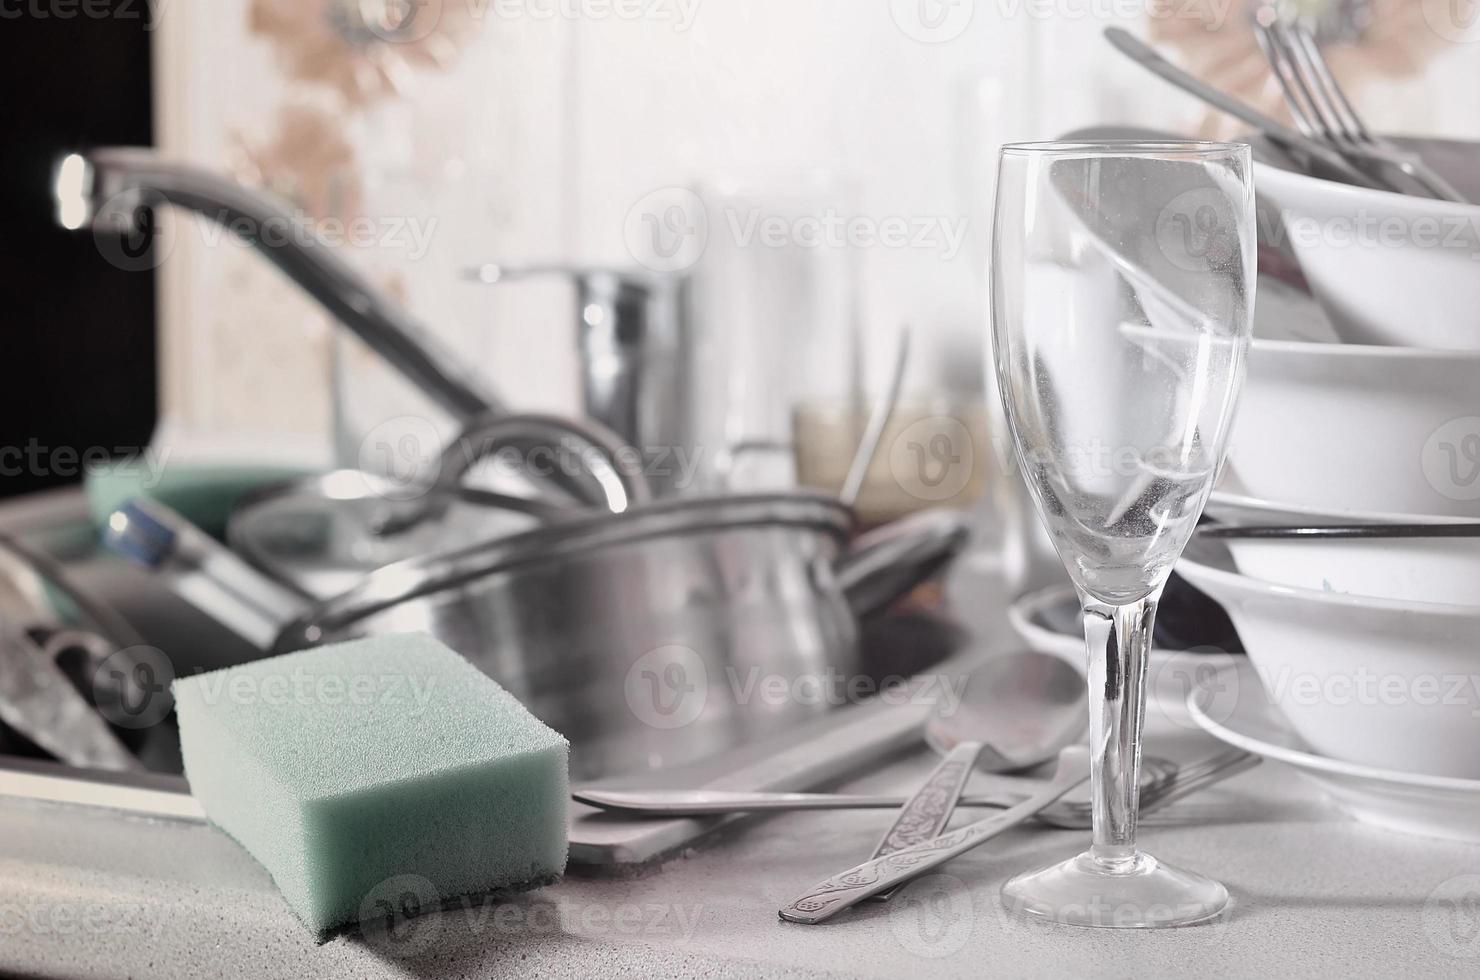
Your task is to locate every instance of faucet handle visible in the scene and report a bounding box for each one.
[463,263,666,290]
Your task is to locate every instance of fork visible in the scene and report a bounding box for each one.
[571,749,1258,828]
[1253,17,1470,203]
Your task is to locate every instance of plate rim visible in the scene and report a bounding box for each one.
[1008,583,1219,665]
[1208,490,1473,527]
[1187,664,1480,794]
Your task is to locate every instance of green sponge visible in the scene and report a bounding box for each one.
[172,633,569,936]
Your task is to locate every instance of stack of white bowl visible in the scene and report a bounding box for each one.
[1176,139,1480,839]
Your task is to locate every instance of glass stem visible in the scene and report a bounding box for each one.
[1079,587,1161,872]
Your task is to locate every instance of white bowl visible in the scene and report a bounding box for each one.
[1255,144,1480,350]
[1177,539,1480,779]
[1222,534,1480,607]
[1226,338,1480,518]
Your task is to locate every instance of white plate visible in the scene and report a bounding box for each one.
[1188,660,1480,843]
[1008,585,1239,729]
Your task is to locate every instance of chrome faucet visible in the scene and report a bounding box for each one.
[465,263,694,496]
[51,147,660,509]
[55,147,505,421]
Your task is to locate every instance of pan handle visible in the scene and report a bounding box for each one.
[436,413,653,514]
[835,509,972,620]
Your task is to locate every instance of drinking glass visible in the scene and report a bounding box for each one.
[989,141,1254,927]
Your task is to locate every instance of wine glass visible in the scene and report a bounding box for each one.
[989,141,1254,927]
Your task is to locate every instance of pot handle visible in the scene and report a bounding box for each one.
[835,509,972,620]
[436,412,654,514]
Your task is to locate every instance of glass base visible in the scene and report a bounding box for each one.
[1001,850,1228,929]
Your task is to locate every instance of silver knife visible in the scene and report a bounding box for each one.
[867,741,984,902]
[778,747,1091,925]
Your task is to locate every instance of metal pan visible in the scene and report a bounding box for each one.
[271,494,970,778]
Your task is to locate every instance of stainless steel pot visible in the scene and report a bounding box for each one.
[271,494,970,778]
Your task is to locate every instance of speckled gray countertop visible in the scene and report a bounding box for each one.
[4,701,1479,980]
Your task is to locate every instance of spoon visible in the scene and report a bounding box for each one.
[574,652,1088,810]
[922,651,1087,772]
[574,749,1247,821]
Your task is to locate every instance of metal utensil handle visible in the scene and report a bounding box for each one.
[868,741,982,902]
[872,742,984,858]
[1201,523,1480,540]
[575,750,1247,818]
[839,325,910,508]
[778,757,1090,924]
[1101,28,1384,191]
[570,788,1022,814]
[103,498,308,651]
[835,509,972,619]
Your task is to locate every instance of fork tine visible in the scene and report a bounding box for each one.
[1283,21,1469,201]
[1155,748,1256,787]
[1268,20,1343,142]
[1285,21,1369,144]
[1252,18,1321,138]
[1275,20,1470,201]
[1039,750,1260,829]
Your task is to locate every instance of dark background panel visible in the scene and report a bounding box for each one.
[0,2,157,498]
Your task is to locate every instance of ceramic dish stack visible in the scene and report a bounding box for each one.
[1173,137,1480,842]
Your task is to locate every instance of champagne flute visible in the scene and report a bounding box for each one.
[989,141,1254,927]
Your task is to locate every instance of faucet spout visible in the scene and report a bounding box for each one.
[56,147,505,422]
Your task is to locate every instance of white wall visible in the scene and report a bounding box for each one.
[151,0,1480,459]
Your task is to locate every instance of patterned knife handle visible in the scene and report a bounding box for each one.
[868,741,984,901]
[778,747,1091,925]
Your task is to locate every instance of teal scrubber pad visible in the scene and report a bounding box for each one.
[172,633,569,936]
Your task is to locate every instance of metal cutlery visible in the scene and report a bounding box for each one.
[866,741,984,902]
[777,747,1093,924]
[777,748,1259,923]
[1101,27,1384,191]
[0,624,141,772]
[1201,523,1480,541]
[920,651,1086,772]
[574,748,1258,828]
[1252,18,1470,204]
[839,324,910,509]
